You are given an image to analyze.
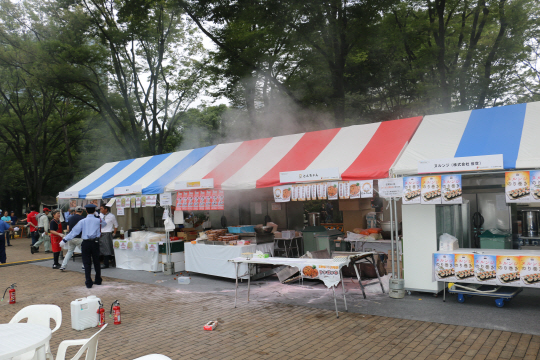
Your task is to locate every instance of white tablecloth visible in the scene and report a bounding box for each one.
[114,249,159,271]
[0,323,51,360]
[185,242,274,279]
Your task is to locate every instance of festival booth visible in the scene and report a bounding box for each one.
[391,101,540,304]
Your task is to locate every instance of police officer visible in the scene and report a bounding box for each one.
[61,204,107,288]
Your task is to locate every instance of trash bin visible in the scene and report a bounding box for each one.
[479,229,512,249]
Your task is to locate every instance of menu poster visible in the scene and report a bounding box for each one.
[135,196,141,208]
[130,196,136,208]
[211,190,219,210]
[291,185,298,201]
[133,241,143,251]
[318,182,327,200]
[298,184,306,201]
[181,191,188,210]
[305,184,311,201]
[311,183,318,200]
[160,192,172,206]
[442,175,462,204]
[117,207,125,216]
[206,190,213,210]
[217,190,225,210]
[338,181,349,199]
[146,195,157,207]
[454,253,475,282]
[433,253,455,281]
[175,192,183,211]
[186,191,194,211]
[505,171,530,203]
[147,242,159,252]
[403,176,421,204]
[421,176,442,204]
[349,181,361,199]
[520,256,540,287]
[496,255,521,286]
[193,191,200,211]
[274,185,291,202]
[119,196,128,208]
[327,181,338,200]
[360,180,373,198]
[474,254,497,285]
[530,171,540,203]
[140,196,146,207]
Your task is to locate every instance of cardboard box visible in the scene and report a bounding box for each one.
[177,231,198,241]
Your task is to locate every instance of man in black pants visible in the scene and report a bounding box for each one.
[60,204,107,288]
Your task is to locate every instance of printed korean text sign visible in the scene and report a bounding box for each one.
[433,253,455,281]
[474,254,497,284]
[402,177,421,204]
[505,171,530,203]
[421,176,441,204]
[378,178,403,198]
[496,255,521,285]
[520,256,540,287]
[442,175,462,204]
[454,253,475,283]
[418,154,503,174]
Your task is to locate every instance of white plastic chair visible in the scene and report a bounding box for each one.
[132,355,172,360]
[9,304,62,360]
[55,324,107,360]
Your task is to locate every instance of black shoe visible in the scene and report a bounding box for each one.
[86,285,93,289]
[52,264,61,269]
[100,265,109,269]
[45,250,52,253]
[7,244,12,246]
[30,245,36,254]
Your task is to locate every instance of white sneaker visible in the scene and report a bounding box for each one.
[82,266,85,270]
[60,267,66,271]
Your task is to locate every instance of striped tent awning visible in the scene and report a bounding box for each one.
[164,116,422,191]
[391,102,540,175]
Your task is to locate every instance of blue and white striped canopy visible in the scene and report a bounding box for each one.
[63,146,215,199]
[392,102,540,175]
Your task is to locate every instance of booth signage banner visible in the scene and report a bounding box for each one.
[133,241,143,251]
[145,195,156,207]
[59,191,78,199]
[273,185,291,202]
[119,196,129,208]
[187,191,193,211]
[317,182,328,200]
[360,180,373,198]
[147,242,159,252]
[205,190,212,210]
[505,171,530,203]
[475,254,497,285]
[114,184,143,196]
[418,154,503,174]
[299,184,306,201]
[130,196,136,208]
[305,184,311,201]
[433,253,456,282]
[311,183,318,200]
[421,176,442,204]
[117,207,124,216]
[378,178,403,198]
[291,185,298,201]
[217,190,224,210]
[530,171,540,203]
[279,167,340,183]
[160,192,172,206]
[338,181,350,199]
[327,181,338,200]
[174,178,214,190]
[211,190,218,210]
[182,191,189,210]
[403,176,421,204]
[441,175,462,204]
[135,196,141,208]
[175,192,183,211]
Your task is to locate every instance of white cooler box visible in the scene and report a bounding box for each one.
[71,295,101,330]
[161,252,185,272]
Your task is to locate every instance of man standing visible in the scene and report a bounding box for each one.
[0,219,14,263]
[27,205,40,249]
[60,206,84,271]
[61,204,106,288]
[99,204,118,269]
[31,208,52,254]
[10,211,18,243]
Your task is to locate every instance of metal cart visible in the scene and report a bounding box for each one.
[446,283,522,308]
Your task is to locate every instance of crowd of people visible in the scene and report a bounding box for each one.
[2,204,118,289]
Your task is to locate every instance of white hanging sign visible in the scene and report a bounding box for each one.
[160,192,172,206]
[114,184,143,196]
[58,191,79,199]
[418,154,503,174]
[378,178,403,198]
[279,168,340,183]
[174,179,214,190]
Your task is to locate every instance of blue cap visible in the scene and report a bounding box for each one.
[85,204,97,209]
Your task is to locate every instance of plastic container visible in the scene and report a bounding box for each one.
[281,230,295,239]
[479,229,512,249]
[71,295,101,330]
[177,276,190,284]
[389,279,405,299]
[228,226,255,234]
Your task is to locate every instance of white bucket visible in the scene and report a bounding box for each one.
[71,295,101,330]
[177,276,190,284]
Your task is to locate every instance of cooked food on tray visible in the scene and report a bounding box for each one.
[436,268,455,278]
[499,272,520,283]
[404,189,421,200]
[455,269,474,279]
[523,273,540,284]
[507,187,530,200]
[423,189,441,201]
[476,270,496,281]
[444,188,462,201]
[303,265,319,278]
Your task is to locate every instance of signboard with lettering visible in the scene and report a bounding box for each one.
[58,191,79,199]
[505,171,530,203]
[421,176,441,204]
[174,179,214,190]
[279,168,340,183]
[418,154,503,174]
[402,176,421,204]
[441,175,462,204]
[378,178,403,198]
[114,184,143,196]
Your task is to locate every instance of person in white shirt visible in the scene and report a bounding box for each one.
[31,208,52,253]
[99,204,118,269]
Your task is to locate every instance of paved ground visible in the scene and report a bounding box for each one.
[1,233,54,264]
[2,264,540,359]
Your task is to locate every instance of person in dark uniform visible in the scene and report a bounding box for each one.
[61,204,106,288]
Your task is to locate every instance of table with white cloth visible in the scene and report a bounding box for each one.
[114,247,159,271]
[229,255,369,318]
[0,323,51,360]
[185,242,274,279]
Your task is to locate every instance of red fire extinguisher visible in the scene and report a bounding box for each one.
[97,301,105,327]
[1,283,16,304]
[110,300,121,325]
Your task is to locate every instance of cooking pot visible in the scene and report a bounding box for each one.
[308,212,321,226]
[521,210,539,237]
[380,221,401,233]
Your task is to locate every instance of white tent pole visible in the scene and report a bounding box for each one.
[389,198,395,279]
[393,198,400,279]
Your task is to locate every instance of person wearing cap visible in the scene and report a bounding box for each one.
[59,206,85,271]
[31,208,52,254]
[99,204,118,269]
[61,204,107,288]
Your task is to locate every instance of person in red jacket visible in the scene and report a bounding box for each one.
[27,205,40,249]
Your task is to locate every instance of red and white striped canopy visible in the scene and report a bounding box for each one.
[165,116,422,191]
